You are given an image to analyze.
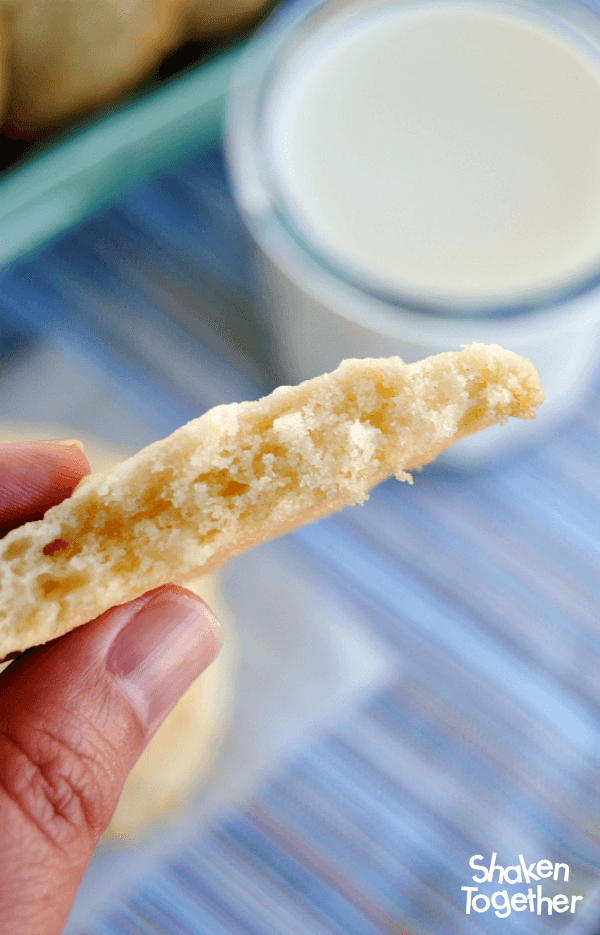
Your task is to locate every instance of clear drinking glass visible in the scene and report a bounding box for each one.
[226,0,600,465]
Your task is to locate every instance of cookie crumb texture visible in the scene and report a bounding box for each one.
[0,344,542,658]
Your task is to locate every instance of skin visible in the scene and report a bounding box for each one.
[0,441,221,935]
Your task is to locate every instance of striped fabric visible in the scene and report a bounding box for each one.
[0,143,599,934]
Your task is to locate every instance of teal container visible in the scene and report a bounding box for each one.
[0,43,246,268]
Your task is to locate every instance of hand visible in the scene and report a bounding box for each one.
[0,440,221,935]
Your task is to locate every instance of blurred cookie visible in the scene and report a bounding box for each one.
[4,0,189,133]
[1,0,273,135]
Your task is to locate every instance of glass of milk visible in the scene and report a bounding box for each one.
[226,0,600,465]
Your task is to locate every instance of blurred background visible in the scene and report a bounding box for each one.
[2,0,600,932]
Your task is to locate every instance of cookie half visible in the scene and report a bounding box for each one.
[0,344,543,660]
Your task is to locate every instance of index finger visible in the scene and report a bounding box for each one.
[0,440,91,535]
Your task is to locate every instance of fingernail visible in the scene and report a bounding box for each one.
[106,588,221,734]
[42,438,86,452]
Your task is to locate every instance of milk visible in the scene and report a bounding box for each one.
[264,2,600,309]
[227,0,600,463]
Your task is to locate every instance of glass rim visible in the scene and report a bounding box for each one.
[227,0,600,323]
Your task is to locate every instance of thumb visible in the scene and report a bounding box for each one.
[0,583,220,935]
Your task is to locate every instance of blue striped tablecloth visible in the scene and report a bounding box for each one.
[1,144,600,934]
